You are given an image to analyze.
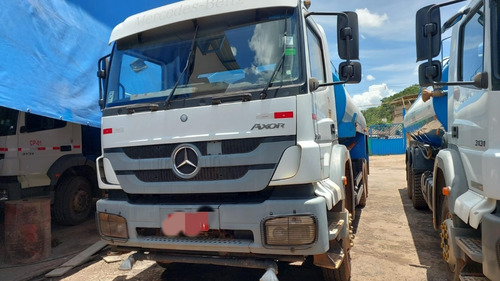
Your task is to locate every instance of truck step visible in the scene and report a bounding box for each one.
[459,274,489,281]
[456,237,482,263]
[328,219,345,240]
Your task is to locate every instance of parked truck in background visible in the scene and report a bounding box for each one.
[406,0,500,279]
[0,1,107,226]
[96,0,368,280]
[0,108,101,225]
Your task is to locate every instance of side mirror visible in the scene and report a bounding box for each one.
[415,5,441,62]
[97,55,110,110]
[418,60,442,87]
[337,12,359,60]
[339,61,361,84]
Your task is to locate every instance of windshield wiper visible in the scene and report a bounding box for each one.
[164,24,199,108]
[261,15,288,100]
[260,49,285,100]
[212,93,252,105]
[126,103,159,114]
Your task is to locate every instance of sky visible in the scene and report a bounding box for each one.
[99,0,461,109]
[308,0,460,109]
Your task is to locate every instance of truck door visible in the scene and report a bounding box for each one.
[306,23,336,178]
[450,2,487,191]
[17,112,70,188]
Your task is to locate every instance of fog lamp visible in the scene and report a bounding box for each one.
[264,215,316,246]
[99,212,128,239]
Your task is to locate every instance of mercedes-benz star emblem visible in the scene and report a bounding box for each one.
[180,114,188,122]
[172,144,201,179]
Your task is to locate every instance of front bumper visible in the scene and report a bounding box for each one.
[96,196,330,256]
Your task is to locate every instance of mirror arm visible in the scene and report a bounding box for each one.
[431,72,488,89]
[319,80,349,87]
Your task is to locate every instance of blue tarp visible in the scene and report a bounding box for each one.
[0,0,173,128]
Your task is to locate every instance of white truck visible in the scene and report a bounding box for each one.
[406,0,500,279]
[96,0,368,280]
[0,108,101,226]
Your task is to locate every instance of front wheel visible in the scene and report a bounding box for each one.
[53,176,92,226]
[440,197,459,280]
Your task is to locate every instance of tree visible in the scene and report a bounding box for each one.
[362,84,419,127]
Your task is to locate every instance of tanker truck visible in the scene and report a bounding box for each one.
[95,0,368,280]
[406,0,500,279]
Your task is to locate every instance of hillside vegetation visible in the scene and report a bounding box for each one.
[362,84,419,127]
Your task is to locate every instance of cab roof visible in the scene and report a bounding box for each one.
[109,0,299,43]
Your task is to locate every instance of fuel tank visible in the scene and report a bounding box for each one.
[404,89,448,147]
[404,64,448,147]
[333,75,366,139]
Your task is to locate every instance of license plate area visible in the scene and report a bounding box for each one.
[160,207,219,237]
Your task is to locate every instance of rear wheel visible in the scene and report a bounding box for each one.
[407,162,413,199]
[53,176,92,226]
[358,161,368,207]
[411,170,427,209]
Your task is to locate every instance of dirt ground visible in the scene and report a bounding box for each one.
[36,154,447,281]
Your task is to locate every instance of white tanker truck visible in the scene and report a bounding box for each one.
[405,0,500,279]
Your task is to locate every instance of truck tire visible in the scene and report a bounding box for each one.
[411,171,427,209]
[322,239,351,281]
[53,176,92,226]
[407,163,413,199]
[358,161,368,207]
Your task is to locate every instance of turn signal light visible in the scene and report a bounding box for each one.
[442,186,451,196]
[99,212,128,239]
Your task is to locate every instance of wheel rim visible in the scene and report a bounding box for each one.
[440,213,456,273]
[73,189,90,213]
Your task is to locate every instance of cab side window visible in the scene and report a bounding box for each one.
[460,3,484,81]
[307,26,326,83]
[24,114,66,133]
[0,107,18,136]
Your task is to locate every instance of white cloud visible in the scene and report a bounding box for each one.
[352,83,396,109]
[366,74,375,81]
[355,8,388,28]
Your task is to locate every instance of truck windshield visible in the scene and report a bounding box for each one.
[0,107,18,136]
[105,7,301,108]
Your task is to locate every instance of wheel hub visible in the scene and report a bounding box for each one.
[73,190,90,213]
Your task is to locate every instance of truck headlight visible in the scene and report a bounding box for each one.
[98,212,128,239]
[263,215,316,246]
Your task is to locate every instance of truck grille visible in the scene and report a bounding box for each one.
[122,137,266,159]
[104,136,295,193]
[134,166,250,182]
